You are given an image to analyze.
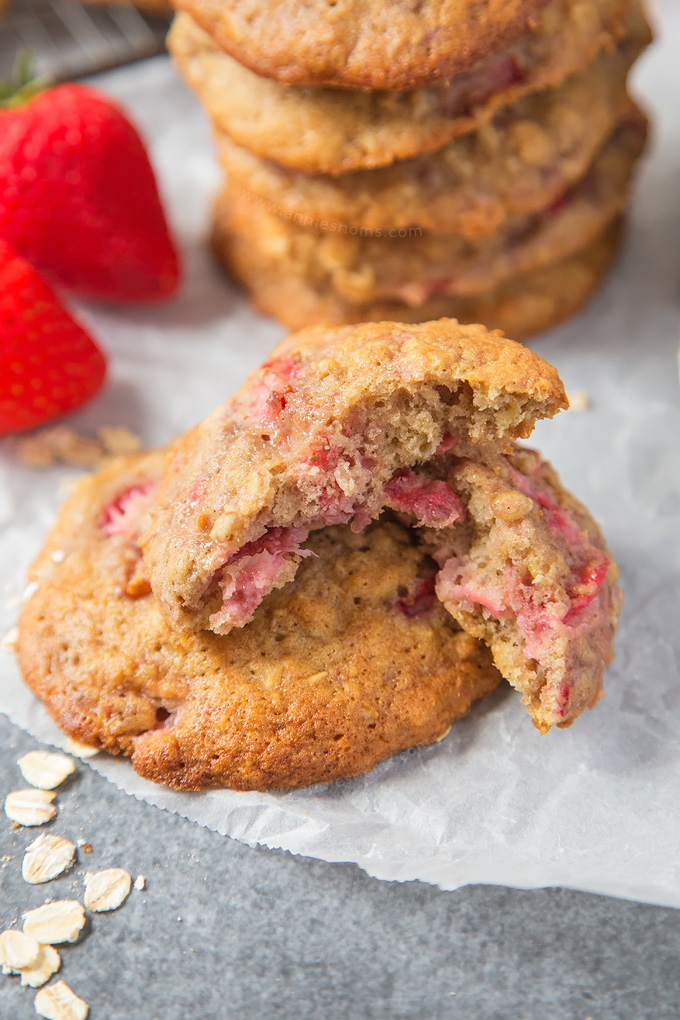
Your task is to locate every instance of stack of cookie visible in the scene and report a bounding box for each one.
[18,320,622,791]
[168,0,651,337]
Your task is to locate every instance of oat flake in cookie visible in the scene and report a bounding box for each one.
[17,451,501,790]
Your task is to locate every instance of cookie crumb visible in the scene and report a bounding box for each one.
[134,875,146,891]
[5,789,57,827]
[16,424,142,472]
[18,751,76,791]
[35,979,88,1019]
[23,901,86,945]
[23,835,76,885]
[97,425,141,457]
[84,868,131,912]
[77,842,93,855]
[566,389,589,412]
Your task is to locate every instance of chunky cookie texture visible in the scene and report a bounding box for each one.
[138,320,567,635]
[176,0,549,91]
[169,0,629,174]
[419,444,622,732]
[17,452,501,791]
[213,24,648,237]
[213,209,624,337]
[213,112,645,311]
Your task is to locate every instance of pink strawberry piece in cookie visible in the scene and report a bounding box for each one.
[211,526,313,630]
[249,357,301,426]
[100,480,157,539]
[429,445,621,732]
[207,465,462,632]
[395,568,437,619]
[384,468,464,527]
[443,55,525,119]
[138,320,568,636]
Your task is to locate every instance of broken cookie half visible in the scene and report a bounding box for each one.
[138,319,568,636]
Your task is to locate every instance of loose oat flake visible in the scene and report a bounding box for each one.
[0,928,41,971]
[134,875,146,891]
[566,389,590,412]
[5,789,57,827]
[19,944,60,987]
[84,868,131,911]
[35,979,88,1020]
[23,835,76,885]
[23,901,86,945]
[1,626,18,653]
[64,738,98,760]
[18,751,76,791]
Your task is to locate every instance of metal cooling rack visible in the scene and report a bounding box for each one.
[0,0,170,82]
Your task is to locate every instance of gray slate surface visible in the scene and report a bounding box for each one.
[1,714,679,1019]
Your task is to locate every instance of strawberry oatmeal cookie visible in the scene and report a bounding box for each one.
[212,111,645,318]
[133,320,620,734]
[213,222,623,337]
[168,0,629,174]
[17,451,501,790]
[214,26,648,237]
[17,319,623,783]
[175,0,549,91]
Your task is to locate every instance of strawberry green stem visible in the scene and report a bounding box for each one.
[0,51,51,109]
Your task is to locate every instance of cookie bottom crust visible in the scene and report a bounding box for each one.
[212,218,623,339]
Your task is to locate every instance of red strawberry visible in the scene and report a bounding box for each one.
[0,83,180,302]
[0,241,107,435]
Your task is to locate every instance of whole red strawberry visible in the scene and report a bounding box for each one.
[0,84,180,302]
[0,241,107,434]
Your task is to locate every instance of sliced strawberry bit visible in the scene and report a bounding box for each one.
[507,462,583,546]
[396,570,437,619]
[100,480,156,539]
[384,468,465,527]
[441,54,525,118]
[563,555,610,622]
[231,526,310,562]
[301,443,376,521]
[302,443,340,474]
[435,433,457,455]
[210,525,311,630]
[436,560,508,617]
[187,474,206,505]
[249,357,301,425]
[555,681,571,716]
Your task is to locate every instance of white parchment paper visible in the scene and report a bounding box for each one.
[1,1,679,907]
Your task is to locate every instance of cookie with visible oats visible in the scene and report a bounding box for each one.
[176,0,548,91]
[169,0,630,174]
[17,452,501,791]
[213,191,624,337]
[214,29,647,237]
[212,112,645,316]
